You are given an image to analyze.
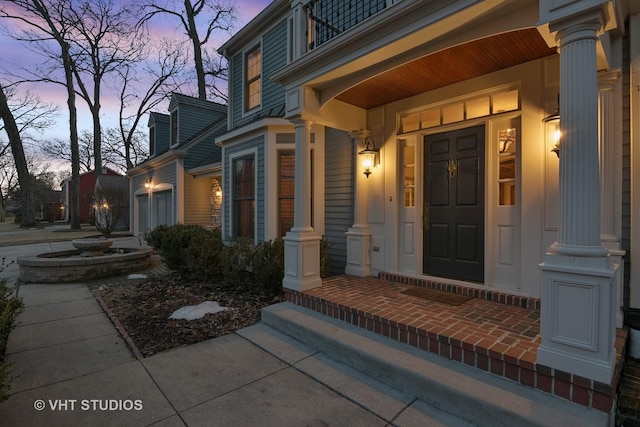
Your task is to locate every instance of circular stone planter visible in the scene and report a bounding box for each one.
[72,237,114,256]
[18,247,153,284]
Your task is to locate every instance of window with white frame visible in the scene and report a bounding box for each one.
[245,46,261,111]
[232,155,255,239]
[278,150,295,237]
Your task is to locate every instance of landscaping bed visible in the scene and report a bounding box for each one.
[97,275,285,357]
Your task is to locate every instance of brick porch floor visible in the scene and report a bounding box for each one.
[284,273,628,414]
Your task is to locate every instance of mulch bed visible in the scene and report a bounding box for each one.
[97,275,285,357]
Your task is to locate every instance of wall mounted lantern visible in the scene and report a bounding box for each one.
[359,136,379,178]
[543,104,561,158]
[144,180,152,189]
[215,186,222,198]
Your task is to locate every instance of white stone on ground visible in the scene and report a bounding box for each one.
[169,301,229,320]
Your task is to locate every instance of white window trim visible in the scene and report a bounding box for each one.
[242,42,263,117]
[229,147,258,243]
[170,109,179,148]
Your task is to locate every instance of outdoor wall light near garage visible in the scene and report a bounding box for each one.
[543,104,561,158]
[144,180,152,189]
[215,186,222,198]
[359,136,380,178]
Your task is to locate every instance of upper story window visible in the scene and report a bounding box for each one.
[149,126,155,156]
[245,46,261,111]
[170,110,178,146]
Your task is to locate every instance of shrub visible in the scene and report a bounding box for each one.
[144,224,171,251]
[147,224,224,278]
[220,237,255,287]
[251,238,284,295]
[183,228,225,281]
[0,260,23,402]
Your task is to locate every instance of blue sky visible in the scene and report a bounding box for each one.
[0,0,272,161]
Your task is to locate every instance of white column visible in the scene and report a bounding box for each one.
[282,117,322,291]
[290,0,308,60]
[538,12,619,384]
[345,131,372,277]
[599,71,626,328]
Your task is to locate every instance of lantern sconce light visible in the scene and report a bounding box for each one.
[359,136,380,178]
[144,180,152,189]
[543,103,561,158]
[215,186,222,198]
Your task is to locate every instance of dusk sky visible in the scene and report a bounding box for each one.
[0,0,272,166]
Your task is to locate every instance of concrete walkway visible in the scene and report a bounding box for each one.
[0,242,451,427]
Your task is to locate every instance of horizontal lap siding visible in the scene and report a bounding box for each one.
[325,128,354,275]
[230,19,287,129]
[184,176,213,225]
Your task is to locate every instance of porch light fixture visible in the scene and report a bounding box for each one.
[543,103,561,158]
[215,186,222,198]
[359,136,379,178]
[144,180,152,189]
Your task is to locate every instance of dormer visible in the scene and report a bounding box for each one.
[168,93,227,148]
[148,112,170,157]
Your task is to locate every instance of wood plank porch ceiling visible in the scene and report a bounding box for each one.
[335,29,557,110]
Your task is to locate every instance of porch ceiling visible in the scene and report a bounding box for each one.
[334,29,557,110]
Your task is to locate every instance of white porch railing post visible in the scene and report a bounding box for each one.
[538,10,619,384]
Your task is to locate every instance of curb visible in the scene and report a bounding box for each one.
[95,292,145,361]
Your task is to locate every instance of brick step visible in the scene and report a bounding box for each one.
[259,302,609,427]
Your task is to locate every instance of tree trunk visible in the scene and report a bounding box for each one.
[62,42,81,230]
[184,0,206,100]
[93,74,102,176]
[0,83,37,227]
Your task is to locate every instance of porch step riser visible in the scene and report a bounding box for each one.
[261,302,608,427]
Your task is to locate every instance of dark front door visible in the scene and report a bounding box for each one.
[423,125,485,282]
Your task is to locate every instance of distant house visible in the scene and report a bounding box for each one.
[216,0,639,413]
[61,168,121,223]
[127,93,227,236]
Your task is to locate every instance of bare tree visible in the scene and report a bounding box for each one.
[68,0,146,176]
[114,38,188,169]
[40,132,94,173]
[0,83,58,226]
[0,0,84,229]
[0,83,36,226]
[0,143,18,222]
[140,0,235,101]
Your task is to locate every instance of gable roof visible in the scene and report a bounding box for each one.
[168,93,227,114]
[148,112,170,126]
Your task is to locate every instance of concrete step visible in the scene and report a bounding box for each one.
[257,302,609,427]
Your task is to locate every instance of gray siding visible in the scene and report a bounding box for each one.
[150,113,170,156]
[622,29,631,312]
[223,136,266,240]
[324,128,354,275]
[176,103,224,146]
[230,19,288,129]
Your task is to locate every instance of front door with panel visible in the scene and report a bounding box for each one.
[423,125,485,282]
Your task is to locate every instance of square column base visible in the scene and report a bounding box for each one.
[345,226,371,277]
[537,253,618,384]
[282,230,322,292]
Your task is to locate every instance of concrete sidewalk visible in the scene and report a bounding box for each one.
[0,261,456,426]
[0,283,400,427]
